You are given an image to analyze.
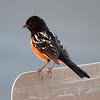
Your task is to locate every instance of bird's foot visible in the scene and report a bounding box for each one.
[35,69,42,72]
[48,68,52,78]
[35,69,43,80]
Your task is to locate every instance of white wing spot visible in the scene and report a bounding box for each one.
[34,34,39,41]
[42,47,47,50]
[50,44,53,47]
[40,32,48,38]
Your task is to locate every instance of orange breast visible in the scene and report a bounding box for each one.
[31,38,48,61]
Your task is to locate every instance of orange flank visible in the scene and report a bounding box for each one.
[31,37,48,61]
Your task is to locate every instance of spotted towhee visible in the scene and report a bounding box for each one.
[23,16,90,78]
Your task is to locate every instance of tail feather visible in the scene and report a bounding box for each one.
[59,56,90,78]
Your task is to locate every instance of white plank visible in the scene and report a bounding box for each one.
[11,62,100,100]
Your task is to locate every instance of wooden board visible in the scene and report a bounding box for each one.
[11,63,100,100]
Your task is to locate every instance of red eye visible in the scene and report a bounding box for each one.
[29,23,32,25]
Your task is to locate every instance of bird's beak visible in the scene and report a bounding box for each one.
[23,24,29,28]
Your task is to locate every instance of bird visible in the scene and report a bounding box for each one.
[23,16,90,78]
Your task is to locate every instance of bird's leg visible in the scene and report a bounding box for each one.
[36,59,50,80]
[48,62,56,78]
[48,62,56,71]
[38,59,50,72]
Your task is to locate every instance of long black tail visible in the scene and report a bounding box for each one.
[59,56,90,78]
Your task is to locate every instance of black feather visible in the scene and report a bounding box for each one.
[59,56,90,78]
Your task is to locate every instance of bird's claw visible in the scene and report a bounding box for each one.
[36,69,43,80]
[48,68,52,78]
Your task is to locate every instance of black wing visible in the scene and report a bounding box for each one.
[53,33,71,60]
[32,31,60,64]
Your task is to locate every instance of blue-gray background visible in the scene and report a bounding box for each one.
[0,0,100,99]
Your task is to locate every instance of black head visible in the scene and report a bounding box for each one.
[23,16,49,33]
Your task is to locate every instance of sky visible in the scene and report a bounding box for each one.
[0,0,100,100]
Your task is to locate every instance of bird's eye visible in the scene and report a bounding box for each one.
[29,23,32,26]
